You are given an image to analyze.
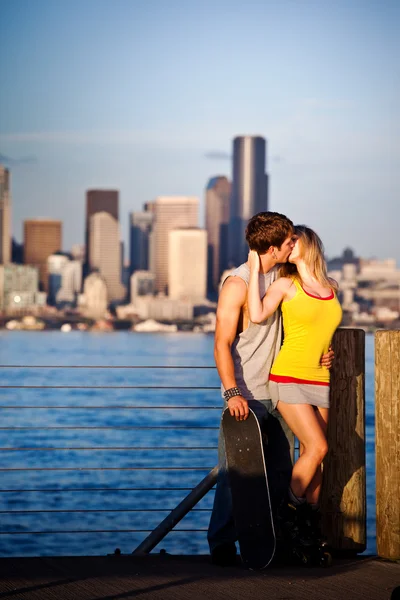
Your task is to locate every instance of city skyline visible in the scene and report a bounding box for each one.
[0,1,399,262]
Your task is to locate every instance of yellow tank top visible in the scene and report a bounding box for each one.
[270,278,342,384]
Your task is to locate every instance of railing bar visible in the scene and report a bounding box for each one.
[0,529,208,534]
[0,386,219,389]
[0,366,216,369]
[0,487,207,492]
[0,426,219,430]
[0,509,211,513]
[0,406,221,410]
[0,446,218,451]
[0,467,214,471]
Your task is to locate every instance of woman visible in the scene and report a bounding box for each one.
[248,225,342,552]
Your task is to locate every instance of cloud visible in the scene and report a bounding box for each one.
[0,153,37,165]
[204,151,232,160]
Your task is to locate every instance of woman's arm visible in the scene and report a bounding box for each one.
[248,250,289,323]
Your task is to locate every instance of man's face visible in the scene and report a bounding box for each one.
[275,235,296,262]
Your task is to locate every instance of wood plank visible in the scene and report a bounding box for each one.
[375,329,400,560]
[320,328,366,552]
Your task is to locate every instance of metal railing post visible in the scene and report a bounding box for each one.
[132,466,218,555]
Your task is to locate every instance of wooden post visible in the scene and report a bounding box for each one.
[320,328,366,554]
[375,330,400,561]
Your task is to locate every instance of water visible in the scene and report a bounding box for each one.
[0,331,376,557]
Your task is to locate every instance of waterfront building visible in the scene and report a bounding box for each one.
[129,211,153,275]
[150,196,198,294]
[168,228,207,302]
[0,264,39,311]
[229,135,269,267]
[134,296,194,321]
[85,189,119,271]
[205,176,231,293]
[24,219,62,292]
[89,211,125,302]
[0,166,11,265]
[81,271,108,319]
[130,270,155,305]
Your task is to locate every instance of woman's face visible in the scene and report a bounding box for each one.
[288,236,302,263]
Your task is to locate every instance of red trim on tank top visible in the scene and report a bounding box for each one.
[269,374,330,386]
[300,286,334,300]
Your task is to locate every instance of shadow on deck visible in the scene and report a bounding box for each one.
[0,554,399,600]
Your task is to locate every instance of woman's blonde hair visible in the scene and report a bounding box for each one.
[280,225,338,292]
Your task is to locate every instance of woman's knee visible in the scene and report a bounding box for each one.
[304,437,328,463]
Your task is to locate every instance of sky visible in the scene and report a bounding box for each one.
[0,0,399,262]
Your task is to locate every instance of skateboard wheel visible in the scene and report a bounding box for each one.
[319,552,332,568]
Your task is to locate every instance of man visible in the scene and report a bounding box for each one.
[208,212,333,566]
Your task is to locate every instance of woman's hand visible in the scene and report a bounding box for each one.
[248,250,260,273]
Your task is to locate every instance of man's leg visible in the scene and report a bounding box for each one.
[207,403,237,565]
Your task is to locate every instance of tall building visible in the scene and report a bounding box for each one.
[129,211,153,275]
[229,135,269,266]
[24,219,62,292]
[89,211,125,301]
[57,260,82,306]
[85,190,119,270]
[168,228,207,302]
[0,166,11,265]
[47,253,70,305]
[150,196,198,294]
[205,176,231,293]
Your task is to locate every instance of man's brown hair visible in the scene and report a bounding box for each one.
[245,212,294,254]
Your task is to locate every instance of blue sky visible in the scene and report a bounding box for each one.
[0,0,399,262]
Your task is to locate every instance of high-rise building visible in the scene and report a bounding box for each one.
[57,260,82,306]
[150,196,198,294]
[0,166,11,265]
[168,228,207,302]
[24,219,62,292]
[47,253,70,305]
[85,190,119,270]
[89,211,125,301]
[205,176,231,293]
[129,211,153,275]
[229,136,269,266]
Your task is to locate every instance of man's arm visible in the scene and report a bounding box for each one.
[214,277,249,421]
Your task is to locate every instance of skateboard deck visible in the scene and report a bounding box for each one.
[222,407,275,569]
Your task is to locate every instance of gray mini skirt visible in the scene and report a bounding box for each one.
[269,380,330,409]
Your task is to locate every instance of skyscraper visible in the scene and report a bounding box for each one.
[85,190,119,270]
[129,211,153,275]
[205,176,231,293]
[229,136,269,266]
[0,165,11,265]
[150,196,198,294]
[168,228,207,302]
[24,219,62,292]
[89,211,125,301]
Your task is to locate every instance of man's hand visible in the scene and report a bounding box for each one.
[227,396,249,421]
[321,346,334,369]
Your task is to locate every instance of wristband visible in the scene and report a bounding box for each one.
[223,387,242,401]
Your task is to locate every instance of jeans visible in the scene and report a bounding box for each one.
[207,399,294,552]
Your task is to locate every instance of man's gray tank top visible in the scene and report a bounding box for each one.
[221,263,282,401]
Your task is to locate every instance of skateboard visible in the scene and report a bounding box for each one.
[222,407,275,569]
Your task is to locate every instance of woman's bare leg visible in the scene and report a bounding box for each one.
[276,402,328,499]
[305,407,329,504]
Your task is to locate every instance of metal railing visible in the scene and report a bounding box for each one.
[0,365,222,556]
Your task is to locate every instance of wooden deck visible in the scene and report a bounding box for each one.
[0,554,399,600]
